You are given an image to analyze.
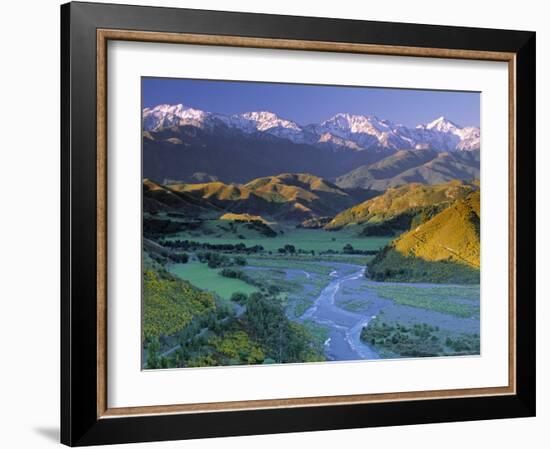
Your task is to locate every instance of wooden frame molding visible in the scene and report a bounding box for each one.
[97,29,516,61]
[96,28,517,420]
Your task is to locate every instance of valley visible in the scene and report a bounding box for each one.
[142,175,480,368]
[140,94,481,369]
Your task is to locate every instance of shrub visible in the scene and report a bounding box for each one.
[230,292,248,304]
[220,268,245,279]
[168,252,189,263]
[142,267,216,343]
[233,256,247,266]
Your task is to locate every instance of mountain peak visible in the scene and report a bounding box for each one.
[142,103,210,131]
[324,112,381,124]
[319,113,392,135]
[232,110,303,136]
[239,111,280,121]
[424,116,460,132]
[145,103,184,113]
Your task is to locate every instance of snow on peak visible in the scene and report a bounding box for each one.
[410,117,480,151]
[234,111,302,132]
[310,113,407,149]
[143,103,480,151]
[423,116,460,132]
[319,113,399,135]
[240,111,279,121]
[228,111,306,142]
[143,103,210,131]
[316,132,363,151]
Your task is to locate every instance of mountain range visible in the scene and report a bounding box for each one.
[142,103,480,185]
[143,104,480,152]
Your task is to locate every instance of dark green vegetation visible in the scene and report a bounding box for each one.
[368,190,480,283]
[159,239,265,254]
[160,225,389,253]
[360,317,480,358]
[197,251,247,268]
[368,246,480,284]
[244,292,325,363]
[143,226,328,368]
[144,284,325,369]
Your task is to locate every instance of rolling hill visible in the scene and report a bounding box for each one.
[368,191,480,283]
[143,179,221,215]
[335,149,480,190]
[165,173,369,221]
[325,180,477,234]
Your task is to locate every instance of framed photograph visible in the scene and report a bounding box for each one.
[61,1,536,446]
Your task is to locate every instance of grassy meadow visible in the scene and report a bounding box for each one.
[163,222,390,253]
[142,177,480,368]
[168,261,259,300]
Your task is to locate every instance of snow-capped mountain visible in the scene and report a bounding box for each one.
[455,127,480,151]
[142,104,480,152]
[316,132,363,151]
[424,116,460,133]
[415,116,480,151]
[228,111,309,143]
[306,113,414,150]
[142,104,213,131]
[142,104,310,143]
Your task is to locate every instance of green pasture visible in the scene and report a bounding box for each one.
[370,283,480,318]
[166,226,390,253]
[168,262,258,300]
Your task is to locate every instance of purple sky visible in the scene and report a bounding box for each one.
[142,77,480,128]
